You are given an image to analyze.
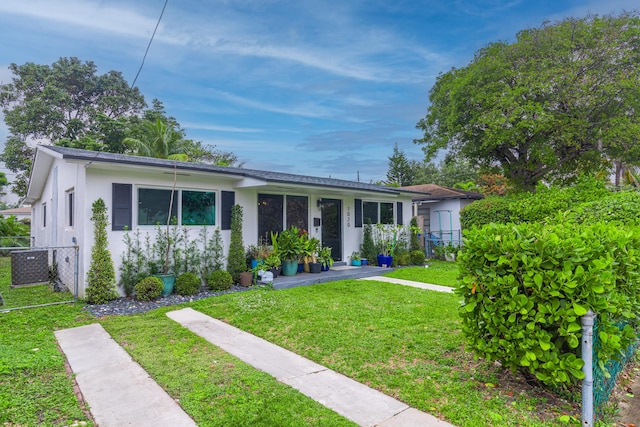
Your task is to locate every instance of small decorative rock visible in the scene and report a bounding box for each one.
[84,285,249,317]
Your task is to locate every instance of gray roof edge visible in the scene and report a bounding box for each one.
[44,146,403,195]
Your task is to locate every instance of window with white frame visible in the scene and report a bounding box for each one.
[42,203,47,228]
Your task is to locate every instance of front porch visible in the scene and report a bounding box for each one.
[269,263,394,290]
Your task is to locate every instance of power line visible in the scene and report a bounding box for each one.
[131,0,169,88]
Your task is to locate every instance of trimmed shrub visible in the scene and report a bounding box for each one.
[85,198,118,304]
[361,219,377,265]
[460,176,609,230]
[134,276,163,301]
[226,205,245,283]
[570,190,640,226]
[207,270,233,291]
[394,249,411,266]
[460,196,515,230]
[175,272,201,296]
[410,250,426,266]
[458,220,640,387]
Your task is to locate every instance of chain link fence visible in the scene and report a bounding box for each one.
[422,229,462,259]
[581,311,639,426]
[1,245,78,311]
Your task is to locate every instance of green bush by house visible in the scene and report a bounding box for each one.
[175,272,201,296]
[134,276,163,301]
[457,219,640,387]
[460,176,609,230]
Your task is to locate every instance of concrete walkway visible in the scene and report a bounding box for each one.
[167,307,454,427]
[55,324,196,427]
[361,276,454,293]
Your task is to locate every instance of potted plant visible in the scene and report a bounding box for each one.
[263,252,282,278]
[277,227,304,276]
[303,237,322,273]
[351,251,362,266]
[155,162,180,295]
[444,243,459,262]
[374,224,400,268]
[317,246,334,271]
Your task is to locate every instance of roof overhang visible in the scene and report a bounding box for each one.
[24,146,61,204]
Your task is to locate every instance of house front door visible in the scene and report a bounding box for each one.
[321,199,342,261]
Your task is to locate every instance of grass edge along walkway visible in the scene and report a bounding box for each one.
[360,276,454,293]
[167,307,455,427]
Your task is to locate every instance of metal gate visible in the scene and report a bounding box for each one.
[1,244,79,312]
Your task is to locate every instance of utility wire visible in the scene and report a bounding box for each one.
[131,0,169,88]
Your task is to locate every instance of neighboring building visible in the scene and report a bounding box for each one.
[0,206,31,222]
[401,184,483,245]
[25,145,415,297]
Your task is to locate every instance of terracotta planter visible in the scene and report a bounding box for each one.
[239,271,253,287]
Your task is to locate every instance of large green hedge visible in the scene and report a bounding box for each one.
[460,176,610,229]
[569,190,640,226]
[458,220,640,386]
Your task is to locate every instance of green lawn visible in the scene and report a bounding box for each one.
[384,260,460,286]
[1,257,587,426]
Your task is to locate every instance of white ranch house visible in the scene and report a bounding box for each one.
[25,146,416,297]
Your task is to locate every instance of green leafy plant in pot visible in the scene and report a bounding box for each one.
[317,246,334,271]
[277,227,304,276]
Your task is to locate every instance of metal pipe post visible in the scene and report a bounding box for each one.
[581,310,596,427]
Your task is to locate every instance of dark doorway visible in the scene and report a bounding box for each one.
[321,199,342,261]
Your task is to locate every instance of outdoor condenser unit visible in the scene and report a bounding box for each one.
[11,250,49,287]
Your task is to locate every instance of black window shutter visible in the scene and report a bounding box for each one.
[396,201,404,225]
[354,199,362,228]
[221,191,235,230]
[112,183,132,231]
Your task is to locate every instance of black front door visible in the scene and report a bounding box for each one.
[321,199,342,261]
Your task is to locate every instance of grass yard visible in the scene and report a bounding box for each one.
[0,256,590,426]
[384,259,460,286]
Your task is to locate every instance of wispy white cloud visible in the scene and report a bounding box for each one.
[0,0,158,39]
[182,123,264,133]
[206,89,340,119]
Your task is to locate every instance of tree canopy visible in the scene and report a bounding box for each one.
[0,57,239,197]
[415,13,640,191]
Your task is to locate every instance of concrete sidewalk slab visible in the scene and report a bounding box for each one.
[360,276,454,293]
[167,307,455,427]
[55,323,196,427]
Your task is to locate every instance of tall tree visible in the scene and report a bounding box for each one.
[0,57,146,196]
[386,143,413,187]
[415,13,640,191]
[1,57,145,142]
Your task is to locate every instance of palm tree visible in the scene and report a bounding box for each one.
[124,119,189,161]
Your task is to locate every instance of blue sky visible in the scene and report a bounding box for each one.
[0,0,635,198]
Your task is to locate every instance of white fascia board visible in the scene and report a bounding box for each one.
[233,177,269,188]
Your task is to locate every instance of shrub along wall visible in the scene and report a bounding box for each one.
[457,219,640,387]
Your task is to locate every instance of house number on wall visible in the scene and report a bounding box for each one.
[346,206,351,228]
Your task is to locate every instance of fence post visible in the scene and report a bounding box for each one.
[73,238,79,299]
[582,310,596,427]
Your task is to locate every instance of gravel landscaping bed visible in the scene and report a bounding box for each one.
[84,285,251,317]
